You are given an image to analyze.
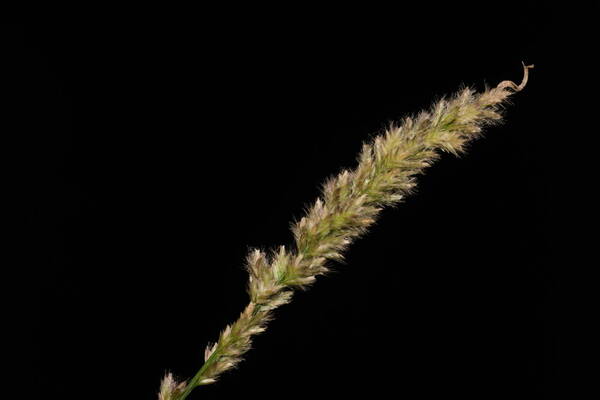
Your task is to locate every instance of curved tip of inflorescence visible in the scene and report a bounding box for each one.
[496,61,535,92]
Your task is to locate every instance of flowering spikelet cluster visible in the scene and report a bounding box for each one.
[160,64,533,400]
[158,373,187,400]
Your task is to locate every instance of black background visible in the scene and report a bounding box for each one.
[8,4,591,399]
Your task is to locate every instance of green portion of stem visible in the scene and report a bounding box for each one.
[174,351,219,400]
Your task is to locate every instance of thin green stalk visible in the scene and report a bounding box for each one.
[175,350,219,400]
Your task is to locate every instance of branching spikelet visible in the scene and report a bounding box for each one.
[158,373,187,400]
[159,63,533,400]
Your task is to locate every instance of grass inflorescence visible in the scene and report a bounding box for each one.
[158,63,533,400]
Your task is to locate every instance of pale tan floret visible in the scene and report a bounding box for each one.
[158,373,187,400]
[160,64,533,400]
